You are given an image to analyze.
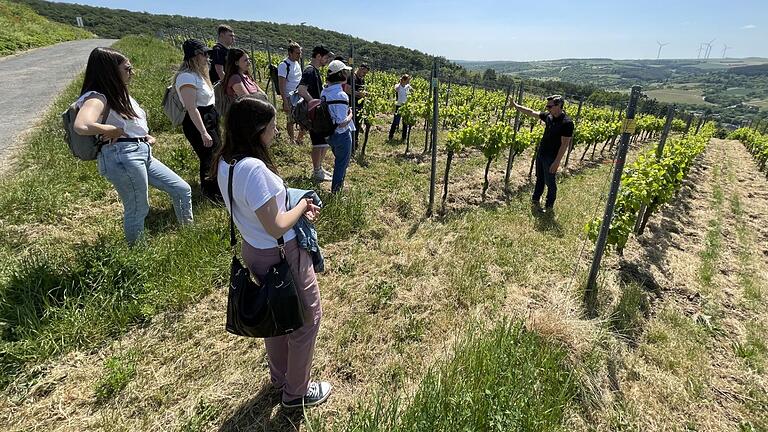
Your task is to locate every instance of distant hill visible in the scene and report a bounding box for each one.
[456,58,768,89]
[0,0,91,56]
[458,57,768,123]
[14,0,461,75]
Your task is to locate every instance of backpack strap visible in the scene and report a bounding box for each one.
[279,60,291,78]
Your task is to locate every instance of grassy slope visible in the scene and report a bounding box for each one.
[0,0,91,56]
[0,35,614,430]
[1,35,764,431]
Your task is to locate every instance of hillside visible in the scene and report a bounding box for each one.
[14,0,461,75]
[1,35,766,431]
[459,57,768,125]
[0,0,91,56]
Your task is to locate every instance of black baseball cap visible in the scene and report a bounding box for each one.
[183,39,210,61]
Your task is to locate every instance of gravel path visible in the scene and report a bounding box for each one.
[0,39,117,171]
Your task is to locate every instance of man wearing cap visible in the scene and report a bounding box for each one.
[297,46,333,182]
[512,95,574,213]
[209,24,235,84]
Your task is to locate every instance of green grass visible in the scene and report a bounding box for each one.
[180,398,223,432]
[698,164,724,288]
[610,282,649,340]
[0,36,233,387]
[94,350,138,404]
[309,321,578,431]
[0,0,91,56]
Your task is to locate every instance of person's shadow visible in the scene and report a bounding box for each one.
[218,385,305,432]
[531,205,564,236]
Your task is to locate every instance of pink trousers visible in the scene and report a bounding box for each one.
[242,238,322,402]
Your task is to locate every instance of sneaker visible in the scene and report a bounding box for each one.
[530,200,543,212]
[281,381,332,409]
[321,167,333,178]
[312,168,331,182]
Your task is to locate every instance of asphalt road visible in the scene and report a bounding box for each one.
[0,39,117,171]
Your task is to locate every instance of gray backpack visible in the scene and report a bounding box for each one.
[162,84,186,126]
[61,98,110,161]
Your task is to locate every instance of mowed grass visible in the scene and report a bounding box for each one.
[0,35,647,430]
[645,88,715,107]
[0,0,92,56]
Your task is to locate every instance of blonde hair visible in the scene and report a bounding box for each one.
[175,54,212,88]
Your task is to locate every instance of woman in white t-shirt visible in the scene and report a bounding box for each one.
[73,47,193,244]
[175,39,222,202]
[211,96,332,409]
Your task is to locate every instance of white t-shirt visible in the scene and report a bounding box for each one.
[277,58,302,94]
[395,83,412,105]
[76,91,149,138]
[217,157,296,249]
[175,72,215,108]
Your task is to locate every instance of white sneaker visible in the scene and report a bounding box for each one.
[321,167,333,178]
[312,169,331,182]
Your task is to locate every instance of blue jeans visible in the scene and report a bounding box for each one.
[97,141,193,244]
[327,130,352,193]
[532,154,558,208]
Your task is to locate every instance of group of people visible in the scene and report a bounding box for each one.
[70,23,573,412]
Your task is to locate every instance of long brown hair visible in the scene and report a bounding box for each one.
[209,96,277,178]
[222,48,248,91]
[80,47,138,119]
[175,53,212,89]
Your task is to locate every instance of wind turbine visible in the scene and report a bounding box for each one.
[697,43,705,59]
[722,43,732,58]
[704,38,716,59]
[656,41,670,59]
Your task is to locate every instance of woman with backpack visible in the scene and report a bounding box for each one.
[175,39,222,202]
[210,96,331,409]
[320,60,355,193]
[73,47,193,245]
[223,48,266,99]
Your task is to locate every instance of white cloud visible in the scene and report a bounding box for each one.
[741,24,757,29]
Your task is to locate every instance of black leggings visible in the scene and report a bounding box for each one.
[182,105,222,200]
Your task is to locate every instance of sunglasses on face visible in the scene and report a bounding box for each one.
[124,64,134,73]
[545,104,555,109]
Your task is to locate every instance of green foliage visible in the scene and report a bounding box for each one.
[0,0,91,56]
[586,123,715,251]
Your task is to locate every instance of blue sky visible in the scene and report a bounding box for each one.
[60,0,767,61]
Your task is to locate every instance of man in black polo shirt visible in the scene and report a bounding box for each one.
[297,46,332,182]
[209,24,235,84]
[345,64,369,149]
[512,94,574,212]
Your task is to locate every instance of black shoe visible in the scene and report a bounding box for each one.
[543,205,555,214]
[281,381,332,409]
[531,200,543,212]
[204,193,224,205]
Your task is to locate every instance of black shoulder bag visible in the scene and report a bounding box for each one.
[225,159,305,338]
